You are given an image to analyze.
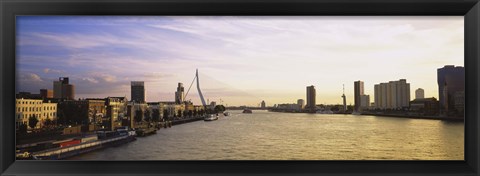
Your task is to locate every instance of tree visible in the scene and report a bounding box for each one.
[177,109,183,118]
[214,105,226,113]
[188,110,193,117]
[134,110,143,122]
[144,109,151,122]
[44,118,53,128]
[152,109,160,122]
[163,109,169,121]
[193,109,198,117]
[28,115,39,130]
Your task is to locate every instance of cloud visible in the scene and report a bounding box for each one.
[16,16,463,105]
[19,73,43,82]
[43,68,64,74]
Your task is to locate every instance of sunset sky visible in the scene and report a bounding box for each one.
[16,16,464,106]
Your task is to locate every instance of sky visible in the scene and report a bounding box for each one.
[16,16,464,106]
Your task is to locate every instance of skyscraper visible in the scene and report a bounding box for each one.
[53,77,75,100]
[175,82,185,104]
[306,85,316,113]
[354,81,364,112]
[131,81,145,103]
[374,79,410,109]
[360,95,370,109]
[437,65,464,115]
[415,88,425,99]
[40,89,53,99]
[297,99,305,109]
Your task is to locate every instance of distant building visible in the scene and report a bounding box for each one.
[131,81,146,103]
[437,65,464,116]
[297,99,305,109]
[276,103,302,112]
[40,89,53,99]
[261,100,266,109]
[16,99,57,130]
[16,92,41,99]
[374,79,410,109]
[415,88,425,99]
[354,81,364,112]
[53,77,75,100]
[360,95,370,109]
[175,82,185,104]
[409,97,439,116]
[306,85,316,112]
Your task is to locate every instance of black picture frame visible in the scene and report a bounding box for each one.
[1,0,479,175]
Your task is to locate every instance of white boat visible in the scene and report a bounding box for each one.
[204,114,219,121]
[352,111,362,115]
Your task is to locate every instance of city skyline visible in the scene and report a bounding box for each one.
[17,16,464,106]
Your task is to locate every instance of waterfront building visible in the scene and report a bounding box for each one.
[85,98,107,124]
[409,97,439,116]
[360,95,370,109]
[131,81,146,103]
[53,77,75,100]
[16,98,57,130]
[40,89,53,99]
[306,85,316,112]
[106,97,127,131]
[374,79,410,109]
[261,100,266,109]
[175,82,185,104]
[437,65,465,116]
[415,88,425,99]
[454,91,464,114]
[276,103,302,112]
[354,81,364,112]
[297,99,305,109]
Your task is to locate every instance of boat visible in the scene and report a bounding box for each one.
[204,114,219,121]
[242,109,253,113]
[223,112,231,116]
[27,129,136,160]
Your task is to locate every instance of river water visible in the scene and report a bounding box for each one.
[69,110,464,160]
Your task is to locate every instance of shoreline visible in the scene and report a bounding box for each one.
[359,112,464,122]
[268,110,464,122]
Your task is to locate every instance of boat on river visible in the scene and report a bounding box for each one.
[204,114,219,121]
[223,112,231,116]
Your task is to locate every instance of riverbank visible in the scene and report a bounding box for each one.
[268,109,463,121]
[17,116,207,160]
[360,112,464,121]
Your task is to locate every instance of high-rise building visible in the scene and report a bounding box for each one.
[374,79,410,109]
[175,82,185,104]
[53,77,75,100]
[415,88,425,99]
[40,89,53,99]
[297,99,305,109]
[131,81,146,103]
[360,95,370,109]
[437,65,465,115]
[354,81,364,112]
[306,85,316,112]
[261,100,266,109]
